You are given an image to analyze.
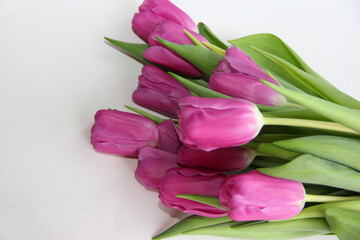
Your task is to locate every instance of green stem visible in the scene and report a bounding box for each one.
[284,102,304,109]
[305,194,360,203]
[263,117,359,134]
[184,30,207,49]
[202,42,226,56]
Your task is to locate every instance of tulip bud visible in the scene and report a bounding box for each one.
[178,96,263,151]
[144,21,208,77]
[178,145,255,171]
[219,170,306,221]
[208,46,286,106]
[135,147,178,190]
[132,65,191,118]
[132,0,197,42]
[155,119,181,153]
[90,110,157,156]
[159,167,227,217]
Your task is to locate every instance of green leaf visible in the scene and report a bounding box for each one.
[274,135,360,171]
[198,22,228,50]
[325,208,360,240]
[254,47,360,109]
[156,37,223,76]
[176,194,226,210]
[184,218,332,239]
[152,215,231,240]
[261,80,360,133]
[104,37,150,65]
[168,72,230,98]
[244,142,300,160]
[258,154,360,193]
[229,33,320,96]
[124,105,166,124]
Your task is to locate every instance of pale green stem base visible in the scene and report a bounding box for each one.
[263,117,359,134]
[305,194,360,203]
[284,102,304,109]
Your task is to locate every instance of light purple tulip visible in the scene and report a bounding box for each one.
[159,167,227,217]
[208,46,286,106]
[132,0,197,42]
[135,147,178,190]
[178,145,255,171]
[132,65,191,118]
[91,110,157,156]
[178,97,264,151]
[155,119,181,153]
[219,170,306,221]
[144,21,208,77]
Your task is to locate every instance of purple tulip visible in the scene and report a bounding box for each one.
[135,147,178,190]
[155,119,181,153]
[219,170,306,221]
[91,110,157,156]
[132,65,191,118]
[159,167,227,217]
[178,145,255,171]
[132,0,197,42]
[143,21,208,77]
[178,97,263,151]
[208,46,286,106]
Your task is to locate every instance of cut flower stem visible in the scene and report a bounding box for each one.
[262,117,359,135]
[305,194,360,203]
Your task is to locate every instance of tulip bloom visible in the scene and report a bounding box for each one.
[91,110,157,156]
[159,167,227,217]
[132,65,191,118]
[219,170,306,221]
[208,46,286,106]
[132,0,197,42]
[178,145,255,171]
[178,97,263,151]
[144,21,208,77]
[155,119,181,153]
[135,147,178,190]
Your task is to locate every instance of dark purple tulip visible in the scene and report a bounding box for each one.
[132,0,197,42]
[132,65,191,118]
[159,167,227,217]
[155,119,181,153]
[209,46,287,106]
[91,110,157,156]
[135,147,178,190]
[178,145,255,171]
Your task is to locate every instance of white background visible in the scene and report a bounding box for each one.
[0,0,359,239]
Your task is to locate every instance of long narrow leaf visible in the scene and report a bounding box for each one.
[152,215,231,240]
[258,154,360,193]
[274,135,360,171]
[198,22,228,50]
[255,47,360,109]
[104,37,149,64]
[261,80,360,133]
[156,37,223,76]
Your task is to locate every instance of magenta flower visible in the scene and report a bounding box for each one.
[178,145,255,171]
[144,21,208,77]
[132,65,191,118]
[178,97,263,151]
[90,110,157,156]
[135,147,178,190]
[159,167,227,217]
[155,119,181,153]
[219,170,306,221]
[132,0,197,42]
[208,46,286,106]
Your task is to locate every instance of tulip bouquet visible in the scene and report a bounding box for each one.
[91,0,360,239]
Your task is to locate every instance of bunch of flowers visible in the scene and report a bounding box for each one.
[91,0,360,239]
